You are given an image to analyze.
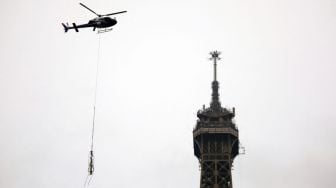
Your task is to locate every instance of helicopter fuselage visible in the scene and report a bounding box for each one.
[88,17,117,28]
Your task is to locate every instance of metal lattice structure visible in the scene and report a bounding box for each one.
[193,51,239,188]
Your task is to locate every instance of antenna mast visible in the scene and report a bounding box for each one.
[210,51,221,81]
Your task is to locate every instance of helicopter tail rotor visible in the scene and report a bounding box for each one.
[62,23,69,33]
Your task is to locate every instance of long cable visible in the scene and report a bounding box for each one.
[85,34,102,188]
[91,33,101,152]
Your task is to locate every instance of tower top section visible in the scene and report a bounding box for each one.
[195,51,235,127]
[193,51,239,188]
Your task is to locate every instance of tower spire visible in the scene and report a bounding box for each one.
[209,51,221,110]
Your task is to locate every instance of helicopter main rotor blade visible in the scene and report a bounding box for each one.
[103,11,127,16]
[79,3,101,17]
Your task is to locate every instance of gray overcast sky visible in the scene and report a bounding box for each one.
[0,0,335,187]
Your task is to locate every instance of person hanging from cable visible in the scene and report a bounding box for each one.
[88,150,94,175]
[84,149,95,187]
[84,106,96,187]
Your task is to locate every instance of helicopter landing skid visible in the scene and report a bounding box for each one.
[97,28,113,34]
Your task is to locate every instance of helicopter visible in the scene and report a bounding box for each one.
[62,3,126,33]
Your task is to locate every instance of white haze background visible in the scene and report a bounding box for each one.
[0,0,335,187]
